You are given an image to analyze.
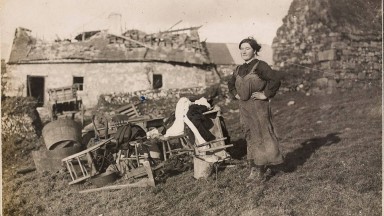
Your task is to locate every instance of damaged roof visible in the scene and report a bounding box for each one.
[8,27,211,65]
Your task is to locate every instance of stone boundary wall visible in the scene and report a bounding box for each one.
[272,0,382,95]
[2,97,42,142]
[100,87,206,105]
[1,97,45,165]
[2,113,38,140]
[98,86,222,117]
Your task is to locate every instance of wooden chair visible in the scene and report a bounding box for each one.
[160,134,194,161]
[115,139,162,181]
[115,103,142,118]
[82,102,142,141]
[191,106,233,162]
[47,84,82,120]
[61,138,114,185]
[115,139,147,170]
[82,103,164,142]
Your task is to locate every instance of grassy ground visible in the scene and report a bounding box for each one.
[2,88,382,216]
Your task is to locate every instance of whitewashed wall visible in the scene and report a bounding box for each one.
[5,62,208,107]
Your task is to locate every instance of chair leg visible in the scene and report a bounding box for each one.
[162,141,167,161]
[115,150,122,172]
[167,141,173,157]
[180,136,192,149]
[134,144,140,167]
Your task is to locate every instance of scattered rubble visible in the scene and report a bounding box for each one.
[287,101,295,106]
[2,96,43,165]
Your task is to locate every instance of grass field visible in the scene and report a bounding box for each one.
[2,88,382,216]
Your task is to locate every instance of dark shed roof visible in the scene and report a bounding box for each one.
[205,43,235,65]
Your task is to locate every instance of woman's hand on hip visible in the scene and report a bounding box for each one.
[251,92,267,100]
[235,94,241,100]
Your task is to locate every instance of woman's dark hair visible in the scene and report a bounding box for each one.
[239,37,261,53]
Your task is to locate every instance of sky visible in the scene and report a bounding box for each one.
[0,0,293,60]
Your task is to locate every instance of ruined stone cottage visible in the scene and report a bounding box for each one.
[4,17,219,109]
[272,0,382,93]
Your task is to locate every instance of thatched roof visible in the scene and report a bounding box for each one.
[8,27,211,65]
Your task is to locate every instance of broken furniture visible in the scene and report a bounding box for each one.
[115,103,142,119]
[193,107,233,159]
[63,123,157,187]
[191,107,234,179]
[115,139,147,172]
[89,170,119,187]
[62,136,156,188]
[79,161,155,193]
[81,102,165,144]
[32,145,84,173]
[115,103,165,132]
[61,138,114,185]
[112,124,160,178]
[160,134,193,161]
[47,84,82,120]
[33,119,84,173]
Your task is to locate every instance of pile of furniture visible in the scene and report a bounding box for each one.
[35,100,234,193]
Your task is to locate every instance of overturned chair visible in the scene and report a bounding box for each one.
[62,122,159,188]
[189,106,234,179]
[160,97,234,179]
[81,102,164,145]
[61,138,115,185]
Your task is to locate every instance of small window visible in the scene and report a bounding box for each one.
[73,76,84,90]
[153,74,162,89]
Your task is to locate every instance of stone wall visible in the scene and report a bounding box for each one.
[100,87,206,105]
[1,97,42,140]
[272,0,382,94]
[5,62,216,108]
[216,65,237,78]
[98,86,219,118]
[1,59,6,95]
[2,96,44,164]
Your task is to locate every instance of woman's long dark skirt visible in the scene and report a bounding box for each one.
[239,99,283,166]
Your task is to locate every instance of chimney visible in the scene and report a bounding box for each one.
[107,13,122,35]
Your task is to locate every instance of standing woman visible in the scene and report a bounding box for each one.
[228,37,284,183]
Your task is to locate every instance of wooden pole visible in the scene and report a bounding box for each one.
[81,104,85,127]
[27,76,32,96]
[78,161,155,194]
[108,33,155,50]
[78,178,150,194]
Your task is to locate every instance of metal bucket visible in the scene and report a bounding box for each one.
[42,119,82,150]
[193,156,215,179]
[144,141,161,159]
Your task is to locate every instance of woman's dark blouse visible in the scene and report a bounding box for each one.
[227,59,282,99]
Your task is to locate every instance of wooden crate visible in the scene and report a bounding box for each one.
[48,84,81,103]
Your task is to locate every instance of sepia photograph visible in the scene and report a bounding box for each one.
[1,0,382,215]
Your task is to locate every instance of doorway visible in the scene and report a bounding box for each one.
[27,76,45,107]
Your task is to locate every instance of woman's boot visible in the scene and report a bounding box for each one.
[246,159,255,169]
[246,165,264,183]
